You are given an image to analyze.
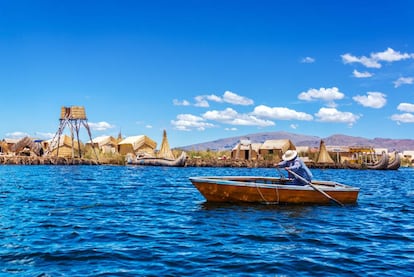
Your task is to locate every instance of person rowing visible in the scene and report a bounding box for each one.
[277,150,313,185]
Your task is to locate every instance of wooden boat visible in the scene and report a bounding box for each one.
[189,176,359,205]
[128,151,187,167]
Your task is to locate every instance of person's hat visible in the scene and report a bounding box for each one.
[282,150,297,161]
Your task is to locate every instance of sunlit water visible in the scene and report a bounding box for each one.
[1,165,413,276]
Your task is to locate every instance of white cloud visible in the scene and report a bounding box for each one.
[88,121,115,131]
[5,131,30,139]
[252,105,313,120]
[298,87,345,107]
[371,47,411,62]
[315,107,360,126]
[192,91,253,107]
[353,69,373,78]
[352,92,386,109]
[301,57,315,63]
[341,53,381,68]
[35,132,54,139]
[225,127,238,131]
[203,108,274,127]
[393,77,414,88]
[206,94,223,103]
[391,113,414,123]
[222,91,254,105]
[341,48,413,68]
[194,95,209,107]
[145,125,153,129]
[290,124,298,130]
[397,103,414,112]
[173,99,190,106]
[171,114,215,131]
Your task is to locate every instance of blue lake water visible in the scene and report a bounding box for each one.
[1,165,413,276]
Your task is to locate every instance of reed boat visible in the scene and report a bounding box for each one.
[387,151,401,170]
[128,151,187,167]
[189,176,359,205]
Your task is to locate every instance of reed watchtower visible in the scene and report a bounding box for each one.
[47,106,98,159]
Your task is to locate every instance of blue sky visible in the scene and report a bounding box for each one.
[1,0,414,148]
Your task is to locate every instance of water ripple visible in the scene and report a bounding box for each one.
[1,166,414,276]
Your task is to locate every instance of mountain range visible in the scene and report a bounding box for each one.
[179,131,414,152]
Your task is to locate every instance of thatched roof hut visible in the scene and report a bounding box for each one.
[259,139,296,161]
[316,140,335,164]
[48,134,83,158]
[86,136,118,154]
[118,135,157,156]
[231,140,262,160]
[158,130,175,160]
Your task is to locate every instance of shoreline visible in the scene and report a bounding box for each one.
[0,155,381,169]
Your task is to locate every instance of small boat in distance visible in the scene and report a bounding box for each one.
[189,176,359,205]
[126,130,188,167]
[128,151,187,167]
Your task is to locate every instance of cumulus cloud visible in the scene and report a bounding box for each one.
[5,131,30,139]
[88,121,115,131]
[35,132,54,139]
[252,105,313,120]
[206,94,223,103]
[371,48,411,62]
[173,99,190,106]
[290,124,298,130]
[341,48,413,68]
[222,91,254,105]
[341,53,381,68]
[171,114,215,131]
[397,103,414,112]
[391,113,414,123]
[203,108,274,127]
[315,107,360,126]
[298,87,345,107]
[194,96,210,107]
[192,91,253,107]
[301,57,315,63]
[352,92,386,109]
[393,77,414,88]
[353,69,373,78]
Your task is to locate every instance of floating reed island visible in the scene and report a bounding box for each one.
[0,156,100,165]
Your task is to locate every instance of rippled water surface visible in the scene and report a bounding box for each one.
[1,165,414,276]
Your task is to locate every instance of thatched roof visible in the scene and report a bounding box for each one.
[158,130,175,160]
[49,135,82,151]
[118,135,157,151]
[11,136,42,156]
[232,142,262,152]
[260,139,296,152]
[86,136,118,148]
[317,140,335,164]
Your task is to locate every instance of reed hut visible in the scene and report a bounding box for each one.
[231,139,261,160]
[259,139,296,161]
[316,140,335,165]
[48,134,83,158]
[86,136,118,154]
[118,135,157,157]
[157,130,175,160]
[11,136,43,156]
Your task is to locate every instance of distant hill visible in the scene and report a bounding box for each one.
[179,131,414,152]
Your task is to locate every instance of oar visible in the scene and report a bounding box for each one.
[286,168,344,207]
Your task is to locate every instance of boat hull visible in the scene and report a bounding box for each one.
[189,176,359,205]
